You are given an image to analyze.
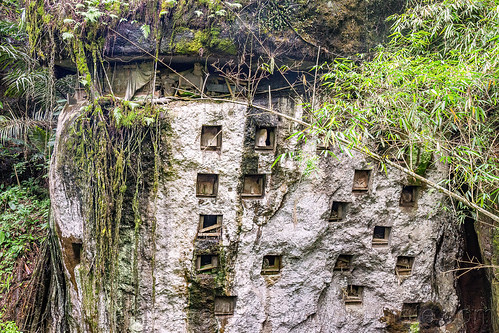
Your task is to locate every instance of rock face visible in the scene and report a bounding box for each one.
[50,92,464,332]
[45,0,475,331]
[99,0,406,61]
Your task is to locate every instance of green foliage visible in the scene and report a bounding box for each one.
[0,12,57,164]
[140,24,151,39]
[0,43,50,103]
[0,0,22,22]
[77,3,104,23]
[112,101,155,128]
[68,99,160,331]
[0,179,49,292]
[0,45,28,70]
[3,66,49,99]
[273,150,320,178]
[175,28,205,54]
[61,31,74,40]
[389,0,498,58]
[0,320,21,333]
[307,0,499,216]
[256,0,293,32]
[0,114,55,166]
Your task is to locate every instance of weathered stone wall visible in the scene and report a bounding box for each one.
[50,94,464,332]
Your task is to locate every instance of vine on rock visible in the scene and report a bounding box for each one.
[68,97,160,331]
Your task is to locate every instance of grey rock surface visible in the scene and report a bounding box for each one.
[51,96,461,332]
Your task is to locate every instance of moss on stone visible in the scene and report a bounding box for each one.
[175,28,205,54]
[208,28,237,55]
[174,27,237,55]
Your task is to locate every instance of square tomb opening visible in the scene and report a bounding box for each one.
[372,226,391,247]
[197,215,222,239]
[72,242,82,265]
[214,296,237,316]
[255,126,276,150]
[400,185,418,207]
[395,256,415,276]
[261,255,282,275]
[201,125,222,151]
[329,201,348,221]
[401,303,420,321]
[196,254,219,272]
[352,170,371,192]
[196,174,219,197]
[334,255,353,272]
[344,285,363,305]
[242,174,265,198]
[316,134,331,151]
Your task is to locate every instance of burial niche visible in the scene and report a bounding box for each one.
[196,254,219,273]
[72,242,82,265]
[242,174,265,198]
[197,215,222,240]
[214,296,237,316]
[400,185,418,207]
[177,62,204,95]
[372,226,391,247]
[334,255,353,272]
[329,201,348,221]
[196,174,219,197]
[255,126,276,150]
[401,303,420,321]
[395,256,415,276]
[352,170,371,192]
[261,255,282,275]
[344,285,363,305]
[201,125,222,151]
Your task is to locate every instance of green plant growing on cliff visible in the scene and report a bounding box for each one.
[0,178,50,330]
[0,4,58,164]
[0,3,62,330]
[410,322,420,333]
[289,0,499,223]
[0,180,49,288]
[68,98,161,332]
[0,320,21,333]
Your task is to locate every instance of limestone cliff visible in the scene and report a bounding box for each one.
[50,91,466,332]
[41,0,490,332]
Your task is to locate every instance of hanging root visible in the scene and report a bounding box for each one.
[0,230,69,333]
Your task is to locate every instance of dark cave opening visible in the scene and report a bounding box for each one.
[457,216,492,332]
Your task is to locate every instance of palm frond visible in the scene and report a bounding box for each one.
[3,67,49,99]
[0,115,50,144]
[0,44,31,71]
